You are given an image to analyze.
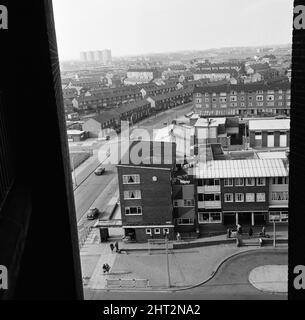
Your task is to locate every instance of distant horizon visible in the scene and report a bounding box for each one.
[53,0,293,61]
[59,43,292,63]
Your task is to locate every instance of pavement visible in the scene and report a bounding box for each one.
[84,248,287,300]
[80,229,288,293]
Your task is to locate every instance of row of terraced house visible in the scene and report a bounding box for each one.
[193,80,291,117]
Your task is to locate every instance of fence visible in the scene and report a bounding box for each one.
[106,278,150,288]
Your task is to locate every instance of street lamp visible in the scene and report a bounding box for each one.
[165,232,171,288]
[273,219,276,247]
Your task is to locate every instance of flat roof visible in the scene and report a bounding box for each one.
[154,125,194,162]
[249,119,290,131]
[194,159,288,178]
[194,117,226,127]
[67,130,85,135]
[256,151,287,160]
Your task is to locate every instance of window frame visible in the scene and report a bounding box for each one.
[234,178,244,186]
[224,193,234,202]
[125,206,142,215]
[256,192,266,202]
[256,177,266,186]
[122,174,140,184]
[224,178,233,187]
[235,193,244,202]
[123,190,142,200]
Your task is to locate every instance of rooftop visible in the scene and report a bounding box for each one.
[194,117,226,127]
[248,119,290,131]
[194,159,288,179]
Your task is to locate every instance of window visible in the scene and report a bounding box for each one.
[198,194,203,201]
[246,193,255,202]
[176,218,194,225]
[154,228,161,234]
[163,228,169,235]
[224,178,233,186]
[199,212,222,224]
[271,192,288,201]
[125,206,142,215]
[246,178,255,186]
[146,228,152,235]
[173,200,179,207]
[203,179,220,186]
[272,177,287,184]
[256,178,265,186]
[224,193,233,202]
[269,211,288,222]
[123,174,140,184]
[184,199,195,207]
[255,132,262,139]
[235,193,244,202]
[235,178,244,186]
[204,194,220,201]
[124,190,141,199]
[256,193,266,202]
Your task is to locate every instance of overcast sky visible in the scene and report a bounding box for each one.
[53,0,293,60]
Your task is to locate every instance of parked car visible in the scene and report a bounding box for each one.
[94,166,105,175]
[86,208,100,220]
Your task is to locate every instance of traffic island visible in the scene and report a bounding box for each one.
[248,265,288,294]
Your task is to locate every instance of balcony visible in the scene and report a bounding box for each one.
[197,201,222,209]
[197,185,220,193]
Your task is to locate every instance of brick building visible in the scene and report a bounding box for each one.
[193,81,291,117]
[194,159,289,235]
[117,141,176,242]
[248,118,290,148]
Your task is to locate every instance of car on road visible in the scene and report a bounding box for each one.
[86,208,100,220]
[94,166,105,175]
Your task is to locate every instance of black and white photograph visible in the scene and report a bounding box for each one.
[1,0,305,308]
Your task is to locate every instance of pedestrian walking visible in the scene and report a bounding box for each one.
[110,243,114,253]
[248,227,253,238]
[176,232,181,241]
[227,228,231,239]
[115,241,119,253]
[261,226,266,237]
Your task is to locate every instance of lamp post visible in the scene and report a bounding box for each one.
[165,233,171,288]
[273,219,276,247]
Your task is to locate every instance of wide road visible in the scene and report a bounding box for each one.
[71,102,194,225]
[85,249,287,300]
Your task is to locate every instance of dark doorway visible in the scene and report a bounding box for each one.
[223,212,236,226]
[238,212,251,226]
[125,228,136,241]
[254,212,267,225]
